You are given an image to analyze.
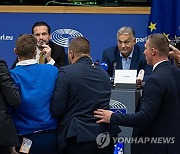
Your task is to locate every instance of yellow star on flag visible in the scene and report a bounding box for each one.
[148,22,157,32]
[163,33,170,39]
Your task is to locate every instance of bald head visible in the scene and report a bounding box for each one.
[68,37,90,64]
[69,37,90,55]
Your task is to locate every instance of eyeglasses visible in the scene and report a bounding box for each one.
[117,39,133,46]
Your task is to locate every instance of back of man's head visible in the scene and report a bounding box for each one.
[15,34,37,59]
[148,33,169,57]
[69,37,90,55]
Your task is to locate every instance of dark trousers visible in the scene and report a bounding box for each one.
[17,129,59,154]
[62,137,114,154]
[0,146,10,154]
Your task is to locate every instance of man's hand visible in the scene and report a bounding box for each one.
[41,44,52,62]
[136,78,142,89]
[94,109,113,124]
[169,44,180,66]
[10,147,19,154]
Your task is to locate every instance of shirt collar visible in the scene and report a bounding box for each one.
[36,47,41,55]
[16,59,37,66]
[153,60,169,71]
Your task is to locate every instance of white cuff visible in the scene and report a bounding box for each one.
[47,58,55,65]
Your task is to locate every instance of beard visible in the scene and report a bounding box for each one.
[37,40,46,46]
[37,40,48,50]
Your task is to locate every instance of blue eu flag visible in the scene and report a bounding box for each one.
[148,0,180,39]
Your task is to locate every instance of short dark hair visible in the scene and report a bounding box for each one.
[69,37,90,55]
[32,21,51,34]
[148,33,169,56]
[16,34,37,59]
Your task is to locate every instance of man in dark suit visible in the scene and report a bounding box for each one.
[0,59,20,154]
[102,26,152,81]
[50,37,120,154]
[95,33,180,154]
[11,21,67,69]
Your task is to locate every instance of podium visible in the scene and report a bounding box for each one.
[111,88,141,154]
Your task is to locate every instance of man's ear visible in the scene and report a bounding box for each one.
[151,48,157,56]
[14,48,18,55]
[70,50,74,59]
[133,38,136,44]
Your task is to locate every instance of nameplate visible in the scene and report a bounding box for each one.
[114,70,137,89]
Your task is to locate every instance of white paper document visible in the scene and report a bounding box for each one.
[114,70,137,84]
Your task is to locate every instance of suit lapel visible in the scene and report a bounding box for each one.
[130,45,139,69]
[114,47,122,69]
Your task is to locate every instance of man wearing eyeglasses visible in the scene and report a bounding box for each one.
[101,26,152,81]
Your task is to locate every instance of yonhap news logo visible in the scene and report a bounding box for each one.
[96,132,110,148]
[51,28,83,48]
[113,137,175,144]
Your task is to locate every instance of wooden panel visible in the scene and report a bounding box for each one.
[0,6,150,14]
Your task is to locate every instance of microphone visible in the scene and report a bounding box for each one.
[100,62,108,71]
[95,60,100,65]
[112,61,117,78]
[137,69,145,81]
[136,69,144,90]
[110,61,117,86]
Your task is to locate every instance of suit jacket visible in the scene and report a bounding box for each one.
[110,61,180,154]
[50,56,120,152]
[48,41,67,68]
[11,40,67,69]
[101,45,152,81]
[0,59,20,147]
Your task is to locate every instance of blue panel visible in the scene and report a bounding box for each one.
[0,13,149,68]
